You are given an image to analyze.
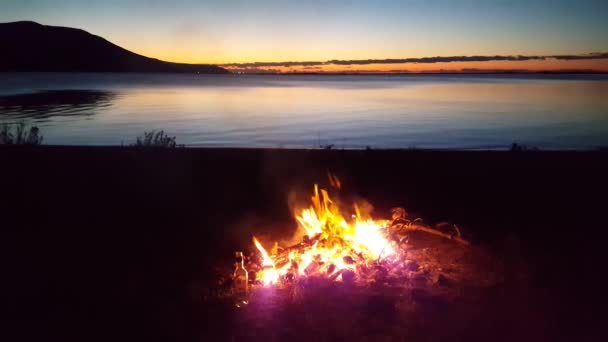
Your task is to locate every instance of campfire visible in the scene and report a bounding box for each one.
[234,177,469,294]
[225,178,507,341]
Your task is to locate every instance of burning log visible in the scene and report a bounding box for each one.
[328,269,344,281]
[389,208,470,246]
[390,223,470,246]
[237,183,470,293]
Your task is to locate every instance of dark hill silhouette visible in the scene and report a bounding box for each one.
[0,21,228,73]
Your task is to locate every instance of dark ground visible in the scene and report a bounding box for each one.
[1,146,607,341]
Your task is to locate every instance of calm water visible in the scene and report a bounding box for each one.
[1,73,607,149]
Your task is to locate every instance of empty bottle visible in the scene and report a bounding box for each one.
[233,251,249,304]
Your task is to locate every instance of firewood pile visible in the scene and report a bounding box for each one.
[232,208,498,298]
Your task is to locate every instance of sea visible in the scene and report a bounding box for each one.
[1,73,607,149]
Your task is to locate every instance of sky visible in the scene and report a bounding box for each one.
[2,0,608,72]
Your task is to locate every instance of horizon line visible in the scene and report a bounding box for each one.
[3,21,607,72]
[218,53,608,68]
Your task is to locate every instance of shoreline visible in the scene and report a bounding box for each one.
[3,145,606,244]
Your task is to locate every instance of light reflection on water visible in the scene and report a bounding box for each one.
[0,73,607,149]
[0,90,116,120]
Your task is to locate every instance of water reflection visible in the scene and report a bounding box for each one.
[0,90,115,120]
[0,74,607,149]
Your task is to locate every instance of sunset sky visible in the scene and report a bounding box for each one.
[2,0,608,72]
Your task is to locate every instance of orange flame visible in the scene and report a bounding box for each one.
[253,237,275,267]
[252,181,396,286]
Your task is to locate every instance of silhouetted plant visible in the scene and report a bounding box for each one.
[317,132,336,150]
[510,142,538,152]
[0,122,43,145]
[133,130,177,148]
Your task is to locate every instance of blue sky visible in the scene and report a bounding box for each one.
[2,0,607,63]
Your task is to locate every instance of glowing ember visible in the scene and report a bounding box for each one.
[251,183,397,286]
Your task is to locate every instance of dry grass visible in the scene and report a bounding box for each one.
[0,122,43,145]
[133,130,178,148]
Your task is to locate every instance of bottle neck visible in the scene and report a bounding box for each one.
[236,252,247,271]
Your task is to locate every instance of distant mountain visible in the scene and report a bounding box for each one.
[0,21,228,73]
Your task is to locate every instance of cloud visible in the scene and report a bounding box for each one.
[327,55,546,65]
[549,52,608,60]
[223,61,324,67]
[221,53,608,68]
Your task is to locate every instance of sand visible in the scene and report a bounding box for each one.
[2,146,606,341]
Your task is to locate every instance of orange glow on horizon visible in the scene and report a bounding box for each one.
[124,42,608,74]
[124,44,608,73]
[221,59,608,74]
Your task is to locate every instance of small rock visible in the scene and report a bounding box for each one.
[371,265,388,281]
[411,275,427,288]
[343,255,355,264]
[406,261,420,272]
[437,274,452,288]
[341,269,356,283]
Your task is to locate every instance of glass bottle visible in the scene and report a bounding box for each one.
[233,251,248,303]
